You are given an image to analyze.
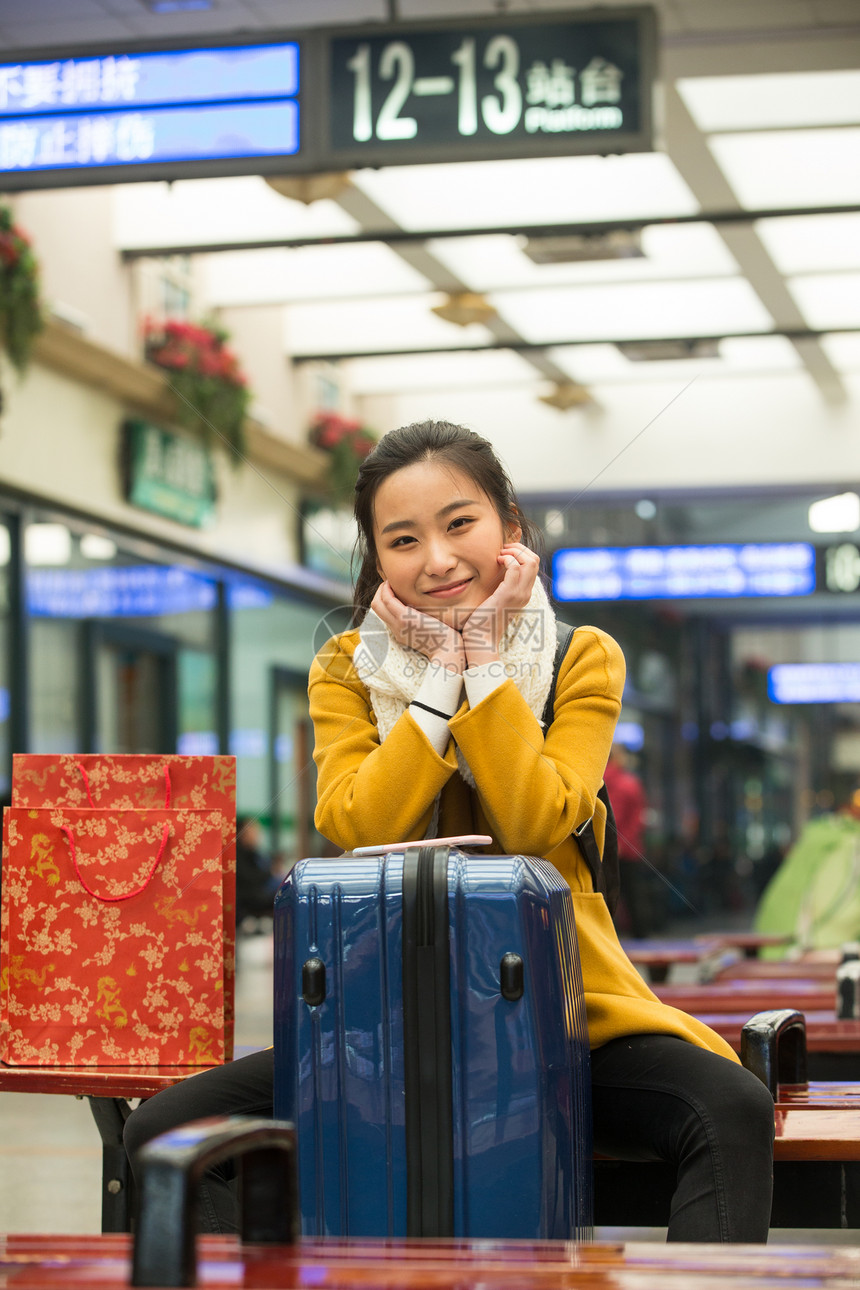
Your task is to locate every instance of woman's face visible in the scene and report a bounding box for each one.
[372,459,520,622]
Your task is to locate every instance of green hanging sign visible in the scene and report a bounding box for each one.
[123,418,216,528]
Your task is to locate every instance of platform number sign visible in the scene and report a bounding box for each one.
[326,9,656,166]
[0,7,655,188]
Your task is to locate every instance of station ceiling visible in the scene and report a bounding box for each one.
[2,0,859,458]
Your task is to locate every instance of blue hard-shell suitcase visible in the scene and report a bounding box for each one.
[273,842,593,1240]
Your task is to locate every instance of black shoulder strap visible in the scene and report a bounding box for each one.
[540,620,575,729]
[542,620,619,914]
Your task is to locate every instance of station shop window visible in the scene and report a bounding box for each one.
[229,585,350,871]
[25,520,218,757]
[17,515,352,866]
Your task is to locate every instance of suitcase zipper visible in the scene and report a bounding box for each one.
[402,844,455,1237]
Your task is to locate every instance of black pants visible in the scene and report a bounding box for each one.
[123,1036,774,1241]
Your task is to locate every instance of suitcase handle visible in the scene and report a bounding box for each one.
[131,1115,298,1288]
[740,1008,808,1100]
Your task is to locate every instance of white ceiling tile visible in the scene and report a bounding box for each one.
[489,279,774,343]
[670,1,821,33]
[0,17,135,45]
[204,243,432,305]
[708,129,860,209]
[351,153,700,231]
[428,223,739,291]
[246,0,383,20]
[284,294,495,356]
[677,71,860,132]
[819,333,860,372]
[787,273,860,328]
[112,176,357,249]
[344,349,536,394]
[756,213,860,274]
[547,344,630,381]
[0,0,101,17]
[113,7,264,38]
[718,335,802,369]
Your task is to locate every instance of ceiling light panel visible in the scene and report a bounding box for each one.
[708,129,860,209]
[490,279,774,344]
[428,223,739,291]
[677,71,860,132]
[113,177,357,250]
[546,344,630,381]
[351,153,699,232]
[756,213,860,275]
[344,350,536,394]
[284,294,495,357]
[204,244,431,306]
[787,273,860,329]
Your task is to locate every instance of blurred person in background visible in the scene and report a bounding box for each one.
[235,816,282,930]
[603,742,652,938]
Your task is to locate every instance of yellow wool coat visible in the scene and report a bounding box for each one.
[309,625,738,1063]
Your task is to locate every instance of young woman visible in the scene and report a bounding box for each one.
[124,419,774,1241]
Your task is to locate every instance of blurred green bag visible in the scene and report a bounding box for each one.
[754,814,860,956]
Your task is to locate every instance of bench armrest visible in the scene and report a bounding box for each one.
[131,1115,297,1288]
[740,1009,808,1101]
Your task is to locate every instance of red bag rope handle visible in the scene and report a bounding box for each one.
[60,762,172,903]
[76,762,172,810]
[61,821,170,903]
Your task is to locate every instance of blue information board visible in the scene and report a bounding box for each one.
[769,663,860,705]
[27,565,218,618]
[0,41,301,185]
[553,542,817,602]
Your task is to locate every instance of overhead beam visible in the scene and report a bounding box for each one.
[662,83,847,405]
[289,327,860,364]
[118,204,860,261]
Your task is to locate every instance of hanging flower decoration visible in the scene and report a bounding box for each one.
[0,204,45,409]
[143,316,251,459]
[309,410,377,503]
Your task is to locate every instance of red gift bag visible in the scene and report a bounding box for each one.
[1,754,236,1067]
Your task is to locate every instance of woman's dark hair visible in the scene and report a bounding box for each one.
[352,419,545,621]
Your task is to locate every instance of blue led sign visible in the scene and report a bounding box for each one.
[0,46,298,116]
[0,102,298,172]
[553,543,816,602]
[0,41,301,183]
[28,566,217,618]
[769,663,860,705]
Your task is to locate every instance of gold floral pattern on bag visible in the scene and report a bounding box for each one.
[1,806,225,1067]
[5,753,237,1060]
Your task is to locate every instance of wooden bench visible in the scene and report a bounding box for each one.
[712,958,843,981]
[597,1009,860,1229]
[655,978,838,1015]
[1,1231,859,1289]
[621,933,793,984]
[0,1059,223,1233]
[4,1119,849,1290]
[688,1011,860,1078]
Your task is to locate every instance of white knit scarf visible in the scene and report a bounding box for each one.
[352,578,558,788]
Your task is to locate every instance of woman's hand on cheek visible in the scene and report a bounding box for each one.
[460,543,540,665]
[371,582,466,673]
